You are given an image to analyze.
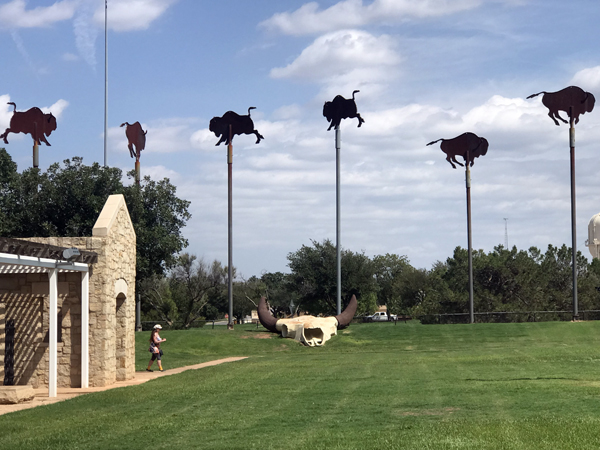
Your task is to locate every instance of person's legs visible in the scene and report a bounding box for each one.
[157,351,163,371]
[147,353,157,371]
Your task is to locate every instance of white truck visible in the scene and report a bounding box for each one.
[364,311,397,322]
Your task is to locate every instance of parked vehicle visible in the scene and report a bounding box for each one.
[364,311,397,322]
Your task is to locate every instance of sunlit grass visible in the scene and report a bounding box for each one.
[3,321,600,450]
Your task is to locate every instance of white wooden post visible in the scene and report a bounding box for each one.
[81,271,89,388]
[48,269,58,397]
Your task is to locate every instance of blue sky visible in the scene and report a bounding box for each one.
[1,0,600,279]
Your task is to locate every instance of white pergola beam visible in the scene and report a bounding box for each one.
[0,251,92,397]
[0,253,89,272]
[48,269,58,398]
[81,271,89,388]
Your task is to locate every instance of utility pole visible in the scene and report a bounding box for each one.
[504,218,508,249]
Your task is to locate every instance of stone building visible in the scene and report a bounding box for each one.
[0,194,136,397]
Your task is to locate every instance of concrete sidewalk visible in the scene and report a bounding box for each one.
[0,356,248,416]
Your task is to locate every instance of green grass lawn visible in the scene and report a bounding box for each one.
[3,321,600,450]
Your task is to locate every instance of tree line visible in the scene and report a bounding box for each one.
[0,148,190,288]
[3,149,599,326]
[141,239,600,327]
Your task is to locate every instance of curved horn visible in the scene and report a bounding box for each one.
[258,296,278,333]
[335,295,358,329]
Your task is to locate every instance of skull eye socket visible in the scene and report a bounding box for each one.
[303,327,324,344]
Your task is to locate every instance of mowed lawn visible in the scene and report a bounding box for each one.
[2,321,600,450]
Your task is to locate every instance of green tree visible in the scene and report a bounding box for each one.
[260,271,297,316]
[287,239,377,315]
[138,274,178,326]
[123,173,191,281]
[169,253,227,328]
[0,151,190,282]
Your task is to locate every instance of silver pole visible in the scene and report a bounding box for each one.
[227,125,234,329]
[335,125,341,316]
[33,141,39,168]
[136,293,142,332]
[103,0,108,167]
[466,153,474,324]
[570,109,578,320]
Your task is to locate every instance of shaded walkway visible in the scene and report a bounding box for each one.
[0,356,248,416]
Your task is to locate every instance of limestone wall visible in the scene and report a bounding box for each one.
[0,273,82,388]
[1,194,137,389]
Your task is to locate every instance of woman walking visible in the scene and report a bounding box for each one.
[147,324,166,372]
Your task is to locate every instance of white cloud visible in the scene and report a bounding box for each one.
[462,95,545,130]
[108,118,203,159]
[270,29,401,94]
[0,95,13,131]
[0,0,76,29]
[9,29,37,73]
[95,0,177,32]
[260,0,481,36]
[571,66,600,93]
[62,52,78,61]
[73,0,98,69]
[42,99,69,119]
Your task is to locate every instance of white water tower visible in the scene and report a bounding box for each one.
[586,212,600,258]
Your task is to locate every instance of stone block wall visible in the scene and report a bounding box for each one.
[0,273,82,388]
[1,194,137,389]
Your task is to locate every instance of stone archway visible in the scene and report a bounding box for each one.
[114,279,128,381]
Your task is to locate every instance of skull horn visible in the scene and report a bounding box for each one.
[335,295,357,329]
[258,296,278,332]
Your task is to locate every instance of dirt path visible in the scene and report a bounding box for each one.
[0,356,248,416]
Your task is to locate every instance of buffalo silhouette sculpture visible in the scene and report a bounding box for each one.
[1,102,57,146]
[427,132,489,169]
[323,90,365,131]
[209,107,264,146]
[527,86,595,126]
[120,121,147,159]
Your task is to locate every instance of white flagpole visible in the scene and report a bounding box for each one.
[104,0,108,167]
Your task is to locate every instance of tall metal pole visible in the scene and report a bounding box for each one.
[335,125,341,316]
[33,141,39,168]
[569,108,578,320]
[135,159,140,186]
[466,151,474,324]
[227,125,234,329]
[136,293,142,332]
[103,0,108,167]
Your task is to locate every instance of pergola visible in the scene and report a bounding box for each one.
[0,237,97,397]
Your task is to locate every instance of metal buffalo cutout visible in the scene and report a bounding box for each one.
[1,102,57,146]
[120,121,147,159]
[209,107,264,146]
[427,132,489,169]
[527,86,595,126]
[258,295,357,347]
[323,90,365,131]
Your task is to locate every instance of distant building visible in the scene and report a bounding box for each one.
[586,212,600,259]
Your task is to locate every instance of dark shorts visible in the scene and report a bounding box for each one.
[151,348,164,361]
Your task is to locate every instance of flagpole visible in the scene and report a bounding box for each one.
[103,0,108,167]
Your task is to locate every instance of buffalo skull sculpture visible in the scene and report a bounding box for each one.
[527,86,595,126]
[258,295,357,347]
